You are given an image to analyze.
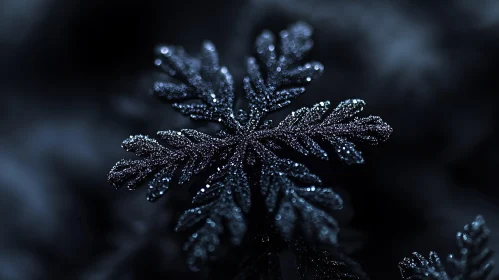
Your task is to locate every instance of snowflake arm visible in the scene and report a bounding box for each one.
[174,146,250,271]
[272,99,391,164]
[108,130,229,202]
[244,22,324,128]
[447,215,495,280]
[153,42,240,130]
[399,216,495,280]
[256,144,343,246]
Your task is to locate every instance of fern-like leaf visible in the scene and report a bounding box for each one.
[108,22,392,269]
[399,215,495,280]
[448,215,495,280]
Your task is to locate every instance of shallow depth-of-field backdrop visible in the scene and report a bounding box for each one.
[1,0,499,279]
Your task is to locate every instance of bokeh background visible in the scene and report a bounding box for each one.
[1,0,499,279]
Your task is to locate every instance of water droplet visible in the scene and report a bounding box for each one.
[275,214,282,221]
[160,47,169,54]
[204,42,215,51]
[306,77,311,82]
[268,45,275,51]
[154,59,162,66]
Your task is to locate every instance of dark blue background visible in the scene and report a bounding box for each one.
[1,0,498,279]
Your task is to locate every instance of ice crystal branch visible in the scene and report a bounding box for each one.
[108,22,392,270]
[399,215,495,280]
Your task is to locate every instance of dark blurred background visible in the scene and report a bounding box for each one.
[1,0,499,279]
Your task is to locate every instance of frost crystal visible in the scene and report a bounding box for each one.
[108,22,392,270]
[399,215,495,280]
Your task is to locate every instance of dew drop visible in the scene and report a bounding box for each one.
[160,47,169,54]
[204,42,215,51]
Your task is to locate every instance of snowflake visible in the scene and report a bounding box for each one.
[399,215,495,280]
[108,22,392,270]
